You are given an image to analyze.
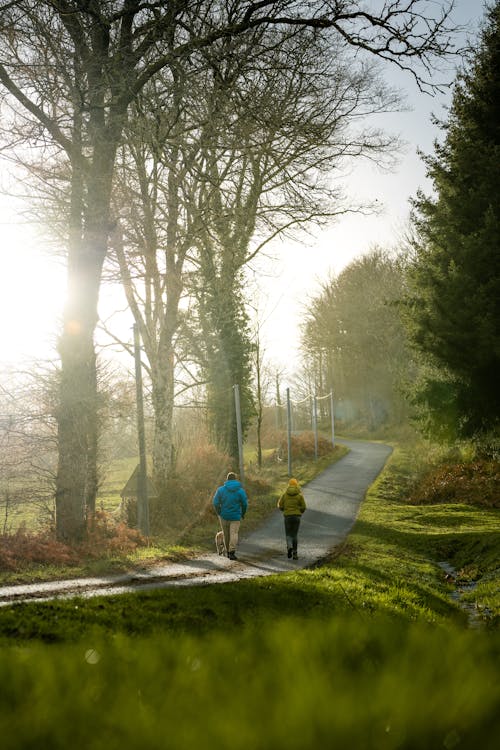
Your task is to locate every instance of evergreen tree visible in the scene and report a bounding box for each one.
[408,2,500,440]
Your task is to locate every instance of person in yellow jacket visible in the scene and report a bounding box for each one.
[277,478,306,560]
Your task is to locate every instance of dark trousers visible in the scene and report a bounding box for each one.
[284,514,301,551]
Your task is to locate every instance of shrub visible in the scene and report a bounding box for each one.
[244,476,273,497]
[0,527,77,570]
[408,460,500,508]
[273,431,334,461]
[82,510,147,557]
[0,512,147,571]
[151,444,231,533]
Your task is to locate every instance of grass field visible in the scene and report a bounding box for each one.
[0,439,498,748]
[0,618,498,749]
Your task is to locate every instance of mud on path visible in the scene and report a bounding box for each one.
[0,440,392,607]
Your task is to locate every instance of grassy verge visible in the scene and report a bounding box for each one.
[0,618,499,750]
[332,443,499,628]
[2,441,497,641]
[0,439,499,748]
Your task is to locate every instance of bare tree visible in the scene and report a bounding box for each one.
[187,25,405,458]
[109,22,404,489]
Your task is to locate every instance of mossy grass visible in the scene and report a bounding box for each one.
[0,438,499,747]
[342,442,499,626]
[0,617,499,749]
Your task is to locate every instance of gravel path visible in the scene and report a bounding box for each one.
[0,439,392,607]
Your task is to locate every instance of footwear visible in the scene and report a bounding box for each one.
[228,551,237,560]
[293,552,298,560]
[287,548,293,559]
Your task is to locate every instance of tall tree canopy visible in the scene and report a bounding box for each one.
[407,1,500,441]
[186,24,403,460]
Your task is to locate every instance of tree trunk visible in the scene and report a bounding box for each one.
[56,236,103,541]
[56,330,97,541]
[55,158,114,541]
[151,347,176,507]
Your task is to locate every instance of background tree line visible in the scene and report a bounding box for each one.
[301,248,412,435]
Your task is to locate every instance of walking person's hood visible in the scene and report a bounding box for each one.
[224,479,243,492]
[278,480,306,515]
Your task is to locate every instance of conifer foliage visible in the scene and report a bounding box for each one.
[408,2,500,441]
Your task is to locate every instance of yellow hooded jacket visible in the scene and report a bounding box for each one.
[278,484,306,516]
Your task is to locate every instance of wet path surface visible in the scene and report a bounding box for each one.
[0,440,392,607]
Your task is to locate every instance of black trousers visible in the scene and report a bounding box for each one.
[284,514,301,551]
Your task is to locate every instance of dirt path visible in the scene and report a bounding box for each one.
[0,440,392,607]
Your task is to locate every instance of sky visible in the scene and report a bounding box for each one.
[0,0,487,374]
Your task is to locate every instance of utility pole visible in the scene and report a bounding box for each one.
[275,371,283,429]
[286,387,292,477]
[330,391,335,448]
[312,394,318,461]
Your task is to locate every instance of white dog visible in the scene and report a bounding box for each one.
[215,530,226,556]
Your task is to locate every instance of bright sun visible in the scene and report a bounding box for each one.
[0,222,66,364]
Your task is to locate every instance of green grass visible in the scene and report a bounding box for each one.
[341,443,500,626]
[1,441,498,636]
[0,618,499,749]
[0,439,499,748]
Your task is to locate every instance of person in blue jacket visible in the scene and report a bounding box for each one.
[213,472,248,560]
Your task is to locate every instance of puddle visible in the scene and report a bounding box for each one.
[437,561,490,629]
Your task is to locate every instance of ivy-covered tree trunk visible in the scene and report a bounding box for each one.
[209,311,255,464]
[197,273,255,464]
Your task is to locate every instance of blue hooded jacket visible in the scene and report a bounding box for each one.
[213,479,248,521]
